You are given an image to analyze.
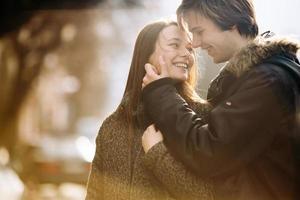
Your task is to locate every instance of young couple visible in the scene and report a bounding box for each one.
[86,0,300,200]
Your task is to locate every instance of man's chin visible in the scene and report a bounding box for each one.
[212,56,227,64]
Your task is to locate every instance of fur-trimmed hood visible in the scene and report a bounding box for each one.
[224,37,300,77]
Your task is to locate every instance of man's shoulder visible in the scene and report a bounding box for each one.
[253,55,300,87]
[224,38,299,78]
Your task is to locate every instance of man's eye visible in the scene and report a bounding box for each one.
[194,30,203,36]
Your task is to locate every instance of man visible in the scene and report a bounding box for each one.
[141,0,300,199]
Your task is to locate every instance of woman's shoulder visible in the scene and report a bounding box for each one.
[97,108,126,138]
[102,108,124,126]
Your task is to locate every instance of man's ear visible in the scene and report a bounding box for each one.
[230,25,237,31]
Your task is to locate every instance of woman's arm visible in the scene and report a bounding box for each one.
[140,101,213,200]
[141,125,213,200]
[85,130,104,200]
[142,141,214,200]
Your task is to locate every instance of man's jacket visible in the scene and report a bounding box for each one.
[142,39,300,200]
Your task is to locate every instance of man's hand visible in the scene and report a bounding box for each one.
[142,56,170,89]
[142,124,163,153]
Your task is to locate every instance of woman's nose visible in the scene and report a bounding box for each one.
[179,46,191,57]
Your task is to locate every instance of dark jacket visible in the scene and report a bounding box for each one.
[85,99,213,200]
[142,38,300,200]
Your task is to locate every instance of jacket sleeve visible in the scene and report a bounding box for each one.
[142,141,214,200]
[142,70,285,178]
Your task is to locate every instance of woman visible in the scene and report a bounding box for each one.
[86,20,213,200]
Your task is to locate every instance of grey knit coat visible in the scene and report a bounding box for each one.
[85,100,214,200]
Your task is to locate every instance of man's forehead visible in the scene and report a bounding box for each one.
[182,11,205,31]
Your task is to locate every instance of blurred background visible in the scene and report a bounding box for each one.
[0,0,299,199]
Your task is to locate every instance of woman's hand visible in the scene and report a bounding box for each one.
[142,124,163,153]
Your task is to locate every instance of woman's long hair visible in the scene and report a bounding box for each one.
[121,20,201,143]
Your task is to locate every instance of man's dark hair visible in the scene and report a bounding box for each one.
[177,0,259,39]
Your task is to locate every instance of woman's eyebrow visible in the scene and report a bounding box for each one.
[160,32,181,42]
[166,38,181,42]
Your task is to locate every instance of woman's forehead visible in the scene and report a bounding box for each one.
[159,25,189,42]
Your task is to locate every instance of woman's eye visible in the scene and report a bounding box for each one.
[170,43,179,48]
[187,47,193,52]
[186,43,193,52]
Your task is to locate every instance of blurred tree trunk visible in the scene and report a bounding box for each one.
[0,35,42,149]
[0,12,63,152]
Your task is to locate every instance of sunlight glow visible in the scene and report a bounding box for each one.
[76,136,96,162]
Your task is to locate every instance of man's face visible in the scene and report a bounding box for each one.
[183,11,241,63]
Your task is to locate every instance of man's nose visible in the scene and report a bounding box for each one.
[191,36,202,48]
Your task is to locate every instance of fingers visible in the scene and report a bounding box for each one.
[156,129,163,135]
[158,55,169,77]
[142,63,160,88]
[142,124,163,153]
[142,124,155,140]
[147,124,156,132]
[145,63,159,77]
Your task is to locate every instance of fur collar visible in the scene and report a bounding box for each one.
[224,37,300,77]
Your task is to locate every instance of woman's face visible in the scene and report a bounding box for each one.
[149,25,195,81]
